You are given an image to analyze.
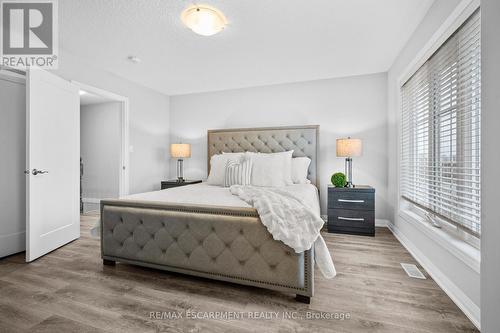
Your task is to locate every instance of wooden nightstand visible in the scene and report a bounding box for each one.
[161,179,202,190]
[327,185,375,236]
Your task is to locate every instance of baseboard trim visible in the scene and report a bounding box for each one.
[0,231,25,258]
[387,223,480,330]
[375,219,389,227]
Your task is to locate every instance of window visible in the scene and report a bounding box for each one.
[401,9,481,238]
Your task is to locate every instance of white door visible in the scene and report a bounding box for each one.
[26,68,80,262]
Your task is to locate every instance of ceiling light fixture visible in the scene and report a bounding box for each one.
[181,5,227,36]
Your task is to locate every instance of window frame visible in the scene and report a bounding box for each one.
[396,0,481,250]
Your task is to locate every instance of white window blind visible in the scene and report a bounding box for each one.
[401,9,481,237]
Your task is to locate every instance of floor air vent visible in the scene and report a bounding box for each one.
[400,263,426,279]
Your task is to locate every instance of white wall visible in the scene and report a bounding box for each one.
[0,75,26,258]
[80,102,121,200]
[53,50,170,194]
[170,73,389,219]
[481,0,500,331]
[387,0,480,328]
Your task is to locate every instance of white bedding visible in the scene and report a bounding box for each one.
[90,182,304,235]
[91,183,251,236]
[123,182,320,210]
[123,182,253,207]
[93,182,335,278]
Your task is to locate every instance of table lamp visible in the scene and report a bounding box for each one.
[336,137,362,188]
[170,143,191,182]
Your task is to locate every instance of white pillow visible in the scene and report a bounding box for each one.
[291,157,312,184]
[224,158,252,187]
[222,152,245,157]
[207,154,244,186]
[248,151,293,187]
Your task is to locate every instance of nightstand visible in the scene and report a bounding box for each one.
[161,179,202,190]
[327,185,375,236]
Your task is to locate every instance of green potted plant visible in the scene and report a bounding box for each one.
[331,172,346,188]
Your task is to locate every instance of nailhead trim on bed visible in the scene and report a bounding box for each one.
[101,200,260,218]
[103,253,310,292]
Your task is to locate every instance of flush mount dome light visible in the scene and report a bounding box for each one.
[181,5,227,36]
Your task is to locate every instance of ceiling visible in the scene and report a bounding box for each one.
[60,0,434,96]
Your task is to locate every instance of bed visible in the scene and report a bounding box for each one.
[100,125,320,303]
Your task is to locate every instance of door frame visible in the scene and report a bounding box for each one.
[72,81,130,197]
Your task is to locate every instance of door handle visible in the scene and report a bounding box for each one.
[32,169,49,175]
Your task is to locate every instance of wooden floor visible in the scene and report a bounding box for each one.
[0,215,478,333]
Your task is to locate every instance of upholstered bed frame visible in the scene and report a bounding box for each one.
[100,125,319,303]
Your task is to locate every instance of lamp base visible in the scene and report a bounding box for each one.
[176,159,184,182]
[345,157,355,188]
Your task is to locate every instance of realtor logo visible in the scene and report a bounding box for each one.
[0,0,58,68]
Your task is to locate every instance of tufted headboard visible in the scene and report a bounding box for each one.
[207,125,319,187]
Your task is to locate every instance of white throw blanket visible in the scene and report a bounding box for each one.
[230,185,336,279]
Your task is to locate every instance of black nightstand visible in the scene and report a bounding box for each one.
[161,179,202,190]
[327,185,375,236]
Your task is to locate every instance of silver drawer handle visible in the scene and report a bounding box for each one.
[338,199,365,203]
[337,217,365,221]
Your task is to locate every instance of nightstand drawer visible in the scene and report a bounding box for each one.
[328,192,374,211]
[327,224,375,236]
[328,209,374,228]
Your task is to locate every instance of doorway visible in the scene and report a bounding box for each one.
[0,70,26,258]
[74,81,130,214]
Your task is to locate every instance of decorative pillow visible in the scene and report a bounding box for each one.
[291,157,312,184]
[223,158,253,187]
[248,151,294,187]
[207,154,244,186]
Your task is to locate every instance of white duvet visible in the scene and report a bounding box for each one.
[230,185,336,279]
[92,183,336,278]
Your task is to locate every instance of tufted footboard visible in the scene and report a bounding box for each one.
[100,199,314,301]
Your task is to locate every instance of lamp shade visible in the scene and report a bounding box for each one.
[170,143,191,158]
[336,138,362,157]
